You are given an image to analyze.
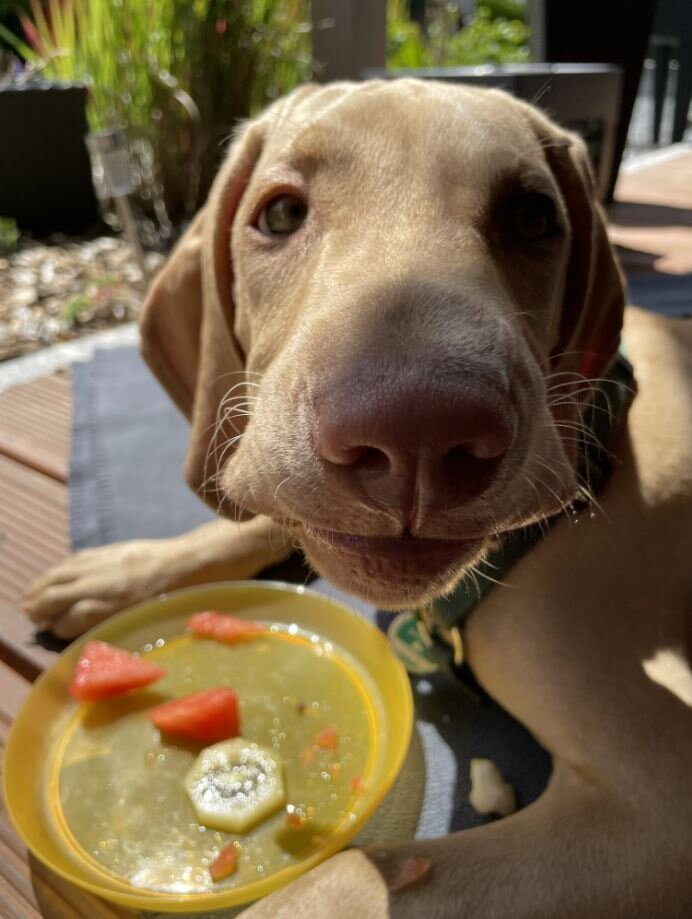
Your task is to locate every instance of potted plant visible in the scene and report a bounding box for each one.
[1,0,313,240]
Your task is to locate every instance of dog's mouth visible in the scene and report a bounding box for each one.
[306,527,484,561]
[300,527,485,608]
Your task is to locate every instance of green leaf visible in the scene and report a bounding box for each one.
[0,21,35,58]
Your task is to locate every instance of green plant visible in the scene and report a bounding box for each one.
[482,0,527,22]
[0,0,31,55]
[0,0,75,78]
[388,0,429,69]
[0,215,20,252]
[60,291,91,327]
[1,1,311,229]
[388,0,530,70]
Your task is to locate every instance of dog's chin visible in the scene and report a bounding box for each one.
[299,529,488,609]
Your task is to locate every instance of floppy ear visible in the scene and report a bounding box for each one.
[139,209,205,419]
[523,104,625,383]
[140,83,341,512]
[139,117,266,507]
[546,133,625,381]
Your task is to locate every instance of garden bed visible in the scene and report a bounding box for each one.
[0,236,163,362]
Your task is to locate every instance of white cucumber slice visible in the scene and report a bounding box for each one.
[185,739,286,834]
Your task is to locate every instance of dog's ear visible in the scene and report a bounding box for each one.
[548,136,625,381]
[140,83,346,509]
[139,116,266,506]
[525,107,625,382]
[139,209,206,419]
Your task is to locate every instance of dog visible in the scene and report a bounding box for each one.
[25,80,692,917]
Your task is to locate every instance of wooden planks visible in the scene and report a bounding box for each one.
[0,661,41,918]
[0,377,152,916]
[0,373,72,677]
[0,371,71,482]
[0,453,69,597]
[0,661,135,919]
[0,453,70,678]
[609,151,692,275]
[28,857,137,919]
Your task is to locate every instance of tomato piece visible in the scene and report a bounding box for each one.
[149,687,240,743]
[313,724,338,750]
[69,641,166,702]
[299,746,316,767]
[350,775,367,794]
[186,610,266,644]
[210,842,240,881]
[285,811,305,829]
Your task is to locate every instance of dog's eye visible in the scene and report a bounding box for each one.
[510,193,558,242]
[257,195,307,236]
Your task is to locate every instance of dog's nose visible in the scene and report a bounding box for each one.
[315,371,514,512]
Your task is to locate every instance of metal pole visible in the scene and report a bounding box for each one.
[527,0,545,61]
[113,195,148,284]
[86,129,149,286]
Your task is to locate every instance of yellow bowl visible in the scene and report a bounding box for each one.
[4,581,412,912]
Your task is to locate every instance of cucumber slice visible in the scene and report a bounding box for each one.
[185,739,286,833]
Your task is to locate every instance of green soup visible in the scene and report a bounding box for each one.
[54,626,373,894]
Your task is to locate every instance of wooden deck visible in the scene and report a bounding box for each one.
[0,148,691,917]
[0,373,117,918]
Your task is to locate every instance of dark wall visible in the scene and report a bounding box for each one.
[542,0,658,199]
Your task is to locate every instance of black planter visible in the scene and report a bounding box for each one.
[1,82,99,234]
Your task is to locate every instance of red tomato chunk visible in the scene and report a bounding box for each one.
[350,775,367,794]
[149,687,241,743]
[210,843,240,881]
[313,724,339,750]
[186,610,266,644]
[69,641,166,703]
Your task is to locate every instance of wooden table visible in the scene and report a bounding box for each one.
[1,149,691,917]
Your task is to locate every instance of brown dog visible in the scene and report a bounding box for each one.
[26,81,692,917]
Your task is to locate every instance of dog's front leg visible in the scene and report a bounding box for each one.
[24,515,291,637]
[240,761,685,919]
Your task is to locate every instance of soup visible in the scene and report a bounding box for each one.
[53,625,373,894]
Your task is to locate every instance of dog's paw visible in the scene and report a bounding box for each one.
[23,540,181,639]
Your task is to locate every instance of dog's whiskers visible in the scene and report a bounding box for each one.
[539,351,585,368]
[468,562,517,590]
[201,373,265,505]
[528,453,581,527]
[548,420,609,455]
[518,473,551,540]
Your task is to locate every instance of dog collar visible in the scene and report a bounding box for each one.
[392,353,636,694]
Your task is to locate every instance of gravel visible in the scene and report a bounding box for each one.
[0,236,165,362]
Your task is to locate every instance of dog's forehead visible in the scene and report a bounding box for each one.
[264,81,546,190]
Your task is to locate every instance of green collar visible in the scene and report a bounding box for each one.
[409,353,636,691]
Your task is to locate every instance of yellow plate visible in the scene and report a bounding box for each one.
[4,581,413,912]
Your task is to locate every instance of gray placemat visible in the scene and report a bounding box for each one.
[627,272,692,317]
[70,350,216,546]
[70,346,552,843]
